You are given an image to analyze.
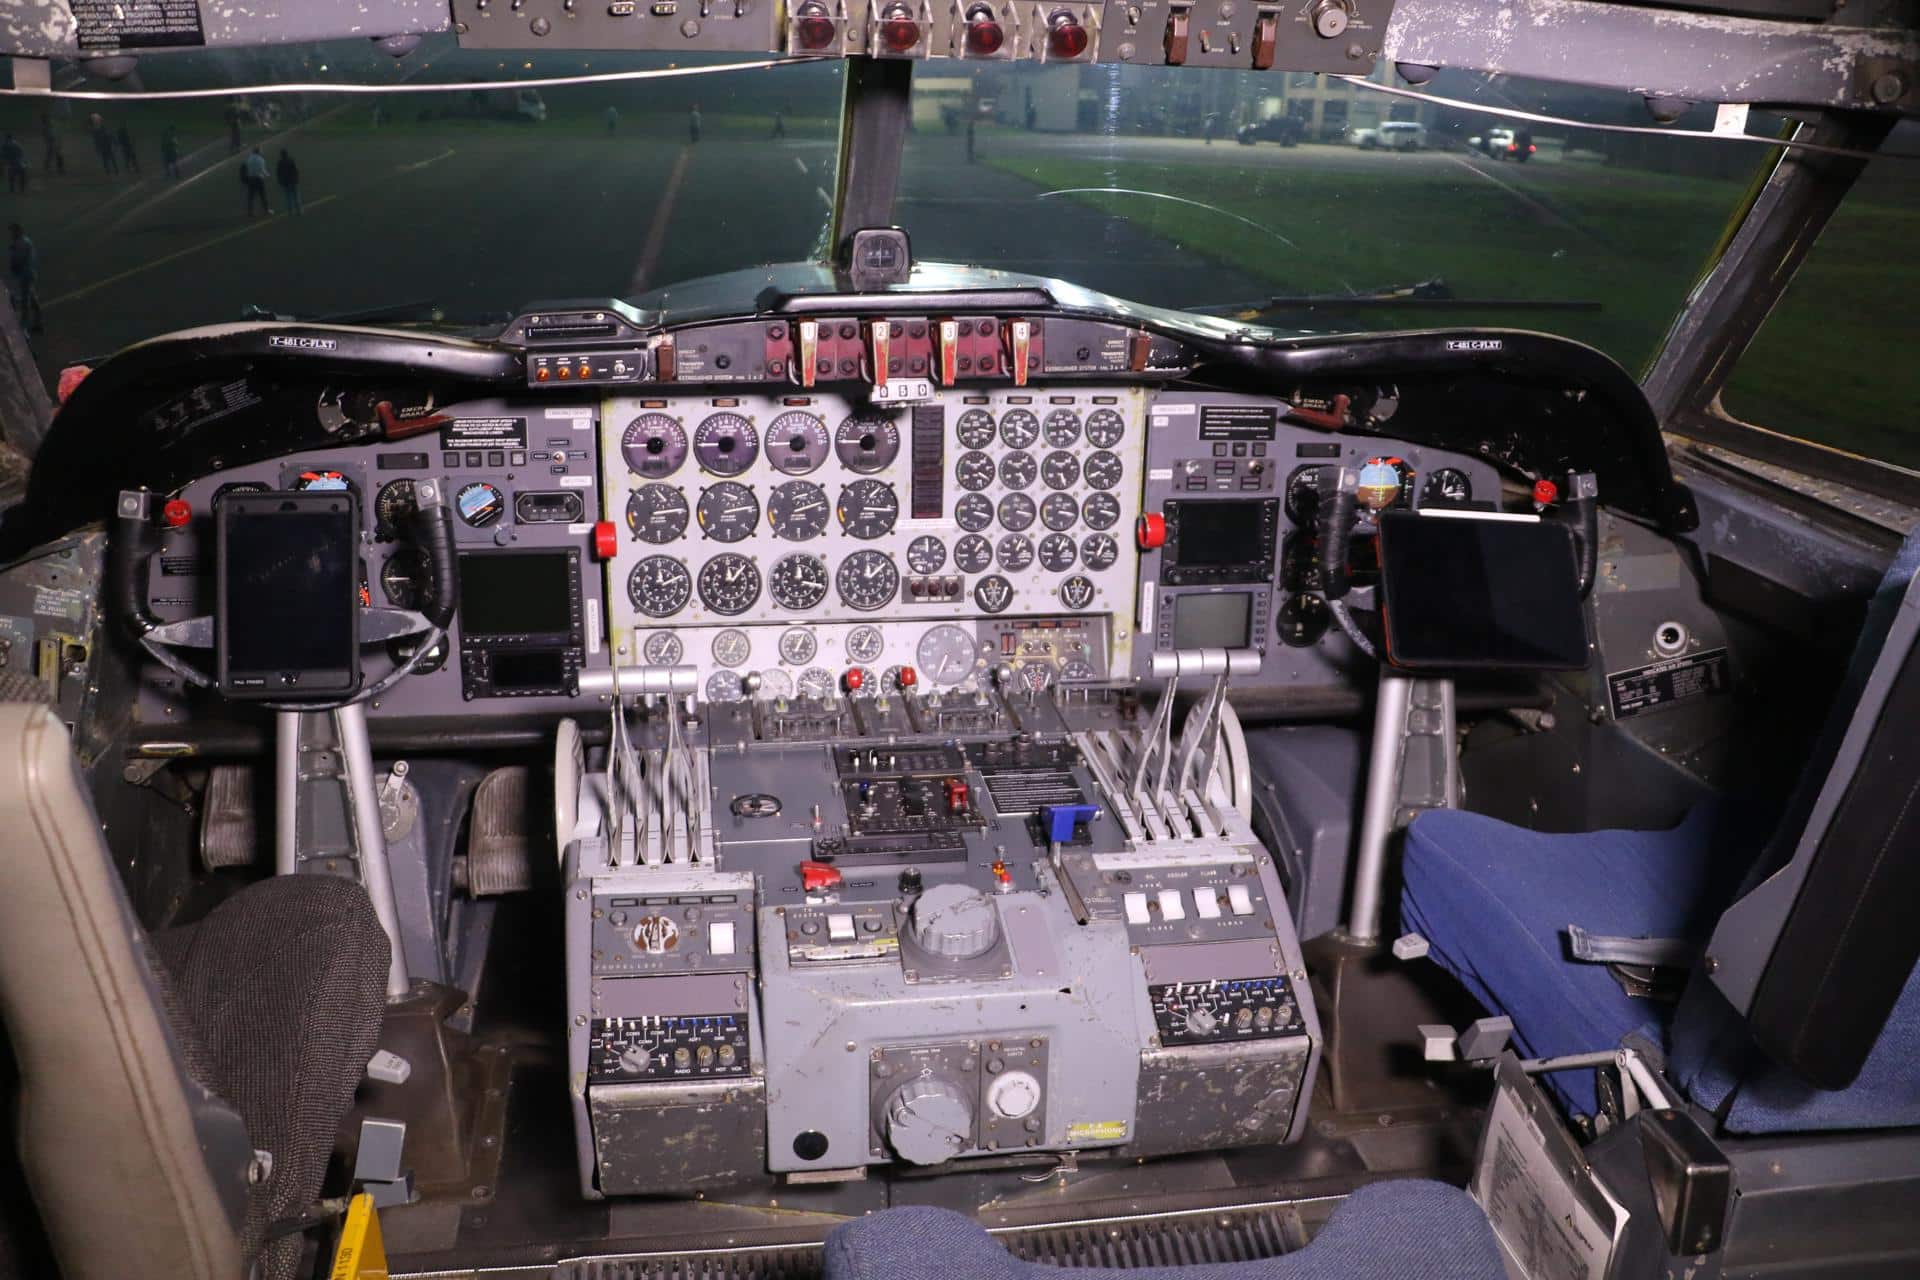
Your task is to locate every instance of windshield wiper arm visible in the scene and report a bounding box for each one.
[1194,279,1603,320]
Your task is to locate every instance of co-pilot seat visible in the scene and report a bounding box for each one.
[1403,525,1920,1131]
[0,704,390,1280]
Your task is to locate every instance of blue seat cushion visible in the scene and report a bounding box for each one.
[1401,805,1754,1117]
[823,1180,1506,1280]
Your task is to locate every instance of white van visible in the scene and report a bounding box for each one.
[1351,120,1427,151]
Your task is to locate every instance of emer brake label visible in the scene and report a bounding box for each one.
[1606,648,1730,720]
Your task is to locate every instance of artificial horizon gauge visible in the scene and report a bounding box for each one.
[836,413,901,473]
[999,451,1038,490]
[916,624,977,685]
[454,481,506,527]
[835,549,900,611]
[955,451,996,492]
[626,484,690,543]
[1356,456,1413,512]
[997,493,1036,532]
[711,628,751,667]
[696,481,759,542]
[846,625,885,664]
[955,494,994,532]
[767,480,831,540]
[954,534,994,574]
[291,469,353,493]
[374,479,417,540]
[1041,451,1080,490]
[955,408,996,448]
[765,410,829,474]
[769,553,831,611]
[778,627,818,664]
[698,552,762,615]
[629,555,693,618]
[838,480,899,540]
[694,412,760,476]
[1083,451,1123,490]
[906,535,947,574]
[622,412,688,479]
[643,631,684,665]
[999,409,1040,449]
[1044,408,1081,446]
[1083,493,1121,530]
[1041,493,1079,531]
[1084,407,1125,448]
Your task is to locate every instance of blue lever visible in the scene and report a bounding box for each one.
[1041,803,1101,843]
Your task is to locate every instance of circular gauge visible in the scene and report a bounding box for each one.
[847,624,885,665]
[846,666,875,694]
[1085,408,1125,448]
[374,480,417,541]
[1059,656,1097,682]
[778,627,818,665]
[1356,456,1411,513]
[1041,451,1080,491]
[629,556,693,618]
[1083,451,1124,491]
[1080,532,1119,571]
[712,628,751,668]
[622,412,689,479]
[292,469,353,493]
[626,484,690,544]
[705,670,744,702]
[1281,533,1324,594]
[756,668,795,700]
[836,413,901,473]
[1037,532,1078,573]
[955,409,996,449]
[954,534,994,574]
[1285,465,1329,526]
[379,548,430,608]
[997,535,1034,572]
[694,412,760,476]
[1040,493,1080,532]
[838,480,899,540]
[769,552,830,612]
[454,481,506,527]
[997,492,1036,532]
[797,667,835,699]
[766,411,829,474]
[879,663,906,692]
[1277,592,1332,647]
[955,494,995,532]
[696,482,760,542]
[1020,662,1054,694]
[955,451,996,492]
[1083,492,1121,530]
[389,633,448,676]
[766,480,831,541]
[698,553,762,615]
[643,631,684,665]
[999,409,1040,449]
[998,451,1038,491]
[1420,467,1473,507]
[917,624,978,685]
[906,535,947,574]
[1059,575,1097,610]
[1044,408,1082,447]
[974,575,1015,614]
[835,549,900,611]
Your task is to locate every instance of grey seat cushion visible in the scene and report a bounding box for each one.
[824,1180,1507,1280]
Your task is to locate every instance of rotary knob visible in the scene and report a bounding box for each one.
[884,1075,974,1165]
[909,883,999,959]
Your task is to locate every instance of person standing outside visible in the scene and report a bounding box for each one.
[228,105,244,154]
[688,103,702,144]
[771,108,786,139]
[161,126,181,180]
[275,148,302,215]
[241,147,271,216]
[39,111,64,176]
[89,114,117,174]
[115,124,139,173]
[1,134,26,194]
[8,224,43,334]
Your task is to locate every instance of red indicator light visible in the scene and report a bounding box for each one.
[794,5,836,49]
[965,17,1004,55]
[162,498,192,528]
[878,5,920,52]
[1046,12,1088,59]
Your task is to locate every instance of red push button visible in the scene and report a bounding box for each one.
[593,520,619,561]
[1136,511,1167,551]
[896,665,918,689]
[162,499,192,528]
[1532,478,1560,507]
[843,667,865,693]
[800,860,843,892]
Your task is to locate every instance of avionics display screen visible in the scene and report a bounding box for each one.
[1169,501,1267,567]
[1377,512,1588,670]
[457,552,575,638]
[217,494,358,696]
[489,649,568,691]
[1172,592,1254,649]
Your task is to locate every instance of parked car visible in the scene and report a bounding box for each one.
[1473,126,1537,161]
[1236,115,1305,147]
[1350,120,1426,151]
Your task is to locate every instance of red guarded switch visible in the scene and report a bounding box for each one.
[944,777,970,816]
[161,499,192,528]
[1136,511,1167,551]
[800,860,843,892]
